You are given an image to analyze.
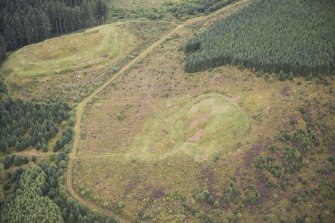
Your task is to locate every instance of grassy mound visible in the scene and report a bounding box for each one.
[184,0,335,77]
[1,23,135,79]
[132,93,250,161]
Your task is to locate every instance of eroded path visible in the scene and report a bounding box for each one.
[66,1,249,221]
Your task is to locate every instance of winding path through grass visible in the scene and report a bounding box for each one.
[66,1,249,221]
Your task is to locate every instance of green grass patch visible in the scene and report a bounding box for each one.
[131,93,250,161]
[1,23,135,80]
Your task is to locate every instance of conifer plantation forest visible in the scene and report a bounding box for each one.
[184,0,335,77]
[0,0,108,63]
[0,0,335,222]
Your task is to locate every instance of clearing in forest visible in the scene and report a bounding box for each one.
[73,2,335,221]
[0,21,175,103]
[2,23,133,78]
[130,93,250,161]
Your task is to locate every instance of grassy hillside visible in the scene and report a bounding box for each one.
[2,24,135,79]
[73,3,335,221]
[1,0,335,222]
[131,93,250,161]
[0,21,175,103]
[184,0,335,77]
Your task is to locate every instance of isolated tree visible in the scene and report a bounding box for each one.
[42,144,48,152]
[68,213,75,222]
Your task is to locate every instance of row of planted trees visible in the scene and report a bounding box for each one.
[0,0,108,63]
[184,0,335,77]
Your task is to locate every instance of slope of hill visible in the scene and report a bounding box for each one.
[1,0,335,223]
[0,0,108,63]
[1,21,175,103]
[2,24,134,78]
[184,0,335,77]
[71,1,335,222]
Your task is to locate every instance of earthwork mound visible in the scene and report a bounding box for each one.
[132,93,250,161]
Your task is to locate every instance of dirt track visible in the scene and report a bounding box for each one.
[66,1,249,222]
